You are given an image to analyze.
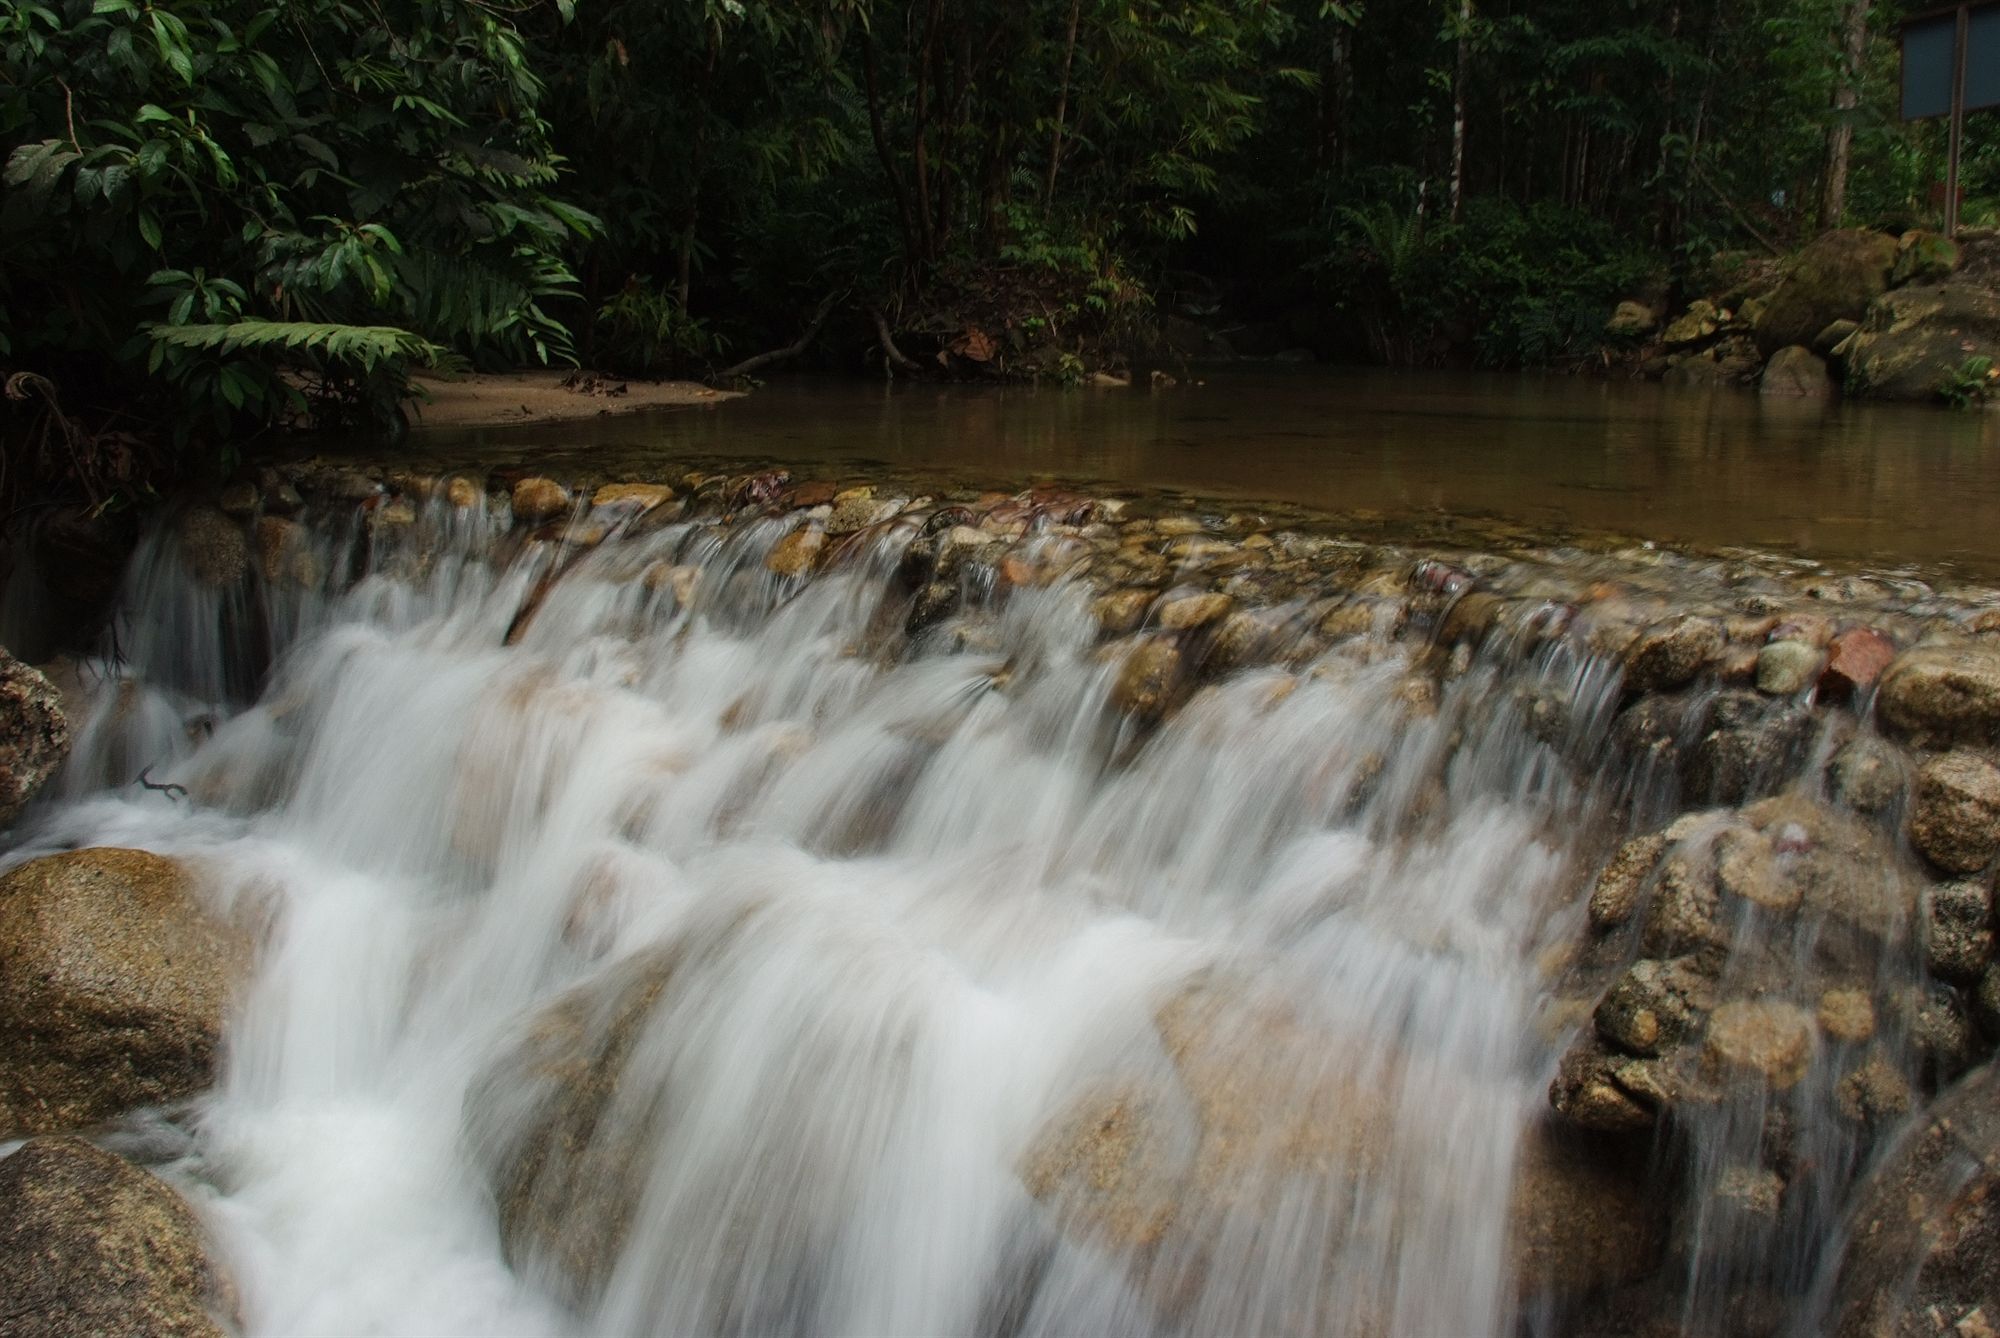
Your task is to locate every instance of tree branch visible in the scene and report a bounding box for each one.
[712,292,839,380]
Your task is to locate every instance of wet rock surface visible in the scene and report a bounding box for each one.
[0,849,250,1137]
[0,650,70,825]
[1827,1060,2000,1338]
[0,1136,234,1338]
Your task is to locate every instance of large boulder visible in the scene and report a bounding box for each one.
[1759,345,1832,399]
[0,1137,234,1337]
[1753,229,1898,356]
[1877,644,2000,748]
[0,650,70,824]
[1023,978,1664,1331]
[0,849,251,1137]
[1825,1060,2000,1337]
[1908,751,2000,874]
[1844,282,2000,402]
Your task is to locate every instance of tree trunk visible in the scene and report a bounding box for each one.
[1042,0,1084,207]
[1449,0,1472,222]
[1821,0,1872,227]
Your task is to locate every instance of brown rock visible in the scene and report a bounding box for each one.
[511,477,571,524]
[1703,1000,1814,1090]
[252,517,320,590]
[445,476,484,509]
[1822,627,1897,697]
[0,1137,233,1337]
[589,482,675,514]
[0,652,70,825]
[1827,1061,2000,1337]
[1507,1126,1667,1300]
[0,849,251,1136]
[175,507,248,587]
[1092,590,1154,637]
[1112,639,1183,719]
[1818,989,1877,1044]
[1878,645,2000,747]
[1625,617,1725,693]
[765,526,826,577]
[1154,591,1232,631]
[1909,752,2000,874]
[1588,833,1667,932]
[1759,345,1832,398]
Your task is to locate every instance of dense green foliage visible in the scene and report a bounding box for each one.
[0,0,1977,473]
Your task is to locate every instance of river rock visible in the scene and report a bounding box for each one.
[252,516,320,590]
[1624,616,1725,693]
[1154,591,1232,631]
[765,526,826,577]
[1923,879,1994,984]
[1506,1126,1668,1301]
[1662,300,1721,348]
[1822,626,1897,696]
[590,482,675,515]
[824,488,899,536]
[1756,640,1822,695]
[1753,229,1898,356]
[1828,736,1910,815]
[0,652,70,825]
[1703,1000,1814,1090]
[1845,281,2000,402]
[0,849,250,1136]
[175,507,248,587]
[1685,691,1813,806]
[512,477,571,524]
[1815,318,1862,357]
[1826,1059,2000,1337]
[1112,638,1183,719]
[1908,751,2000,874]
[1759,346,1831,398]
[469,945,682,1306]
[1092,589,1154,637]
[1605,301,1659,338]
[1877,644,2000,746]
[0,1137,233,1337]
[1892,229,1961,287]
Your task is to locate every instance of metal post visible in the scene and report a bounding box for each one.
[1949,2,1970,236]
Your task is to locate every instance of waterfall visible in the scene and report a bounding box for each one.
[9,469,1940,1337]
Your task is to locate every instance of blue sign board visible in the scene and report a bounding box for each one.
[1905,3,2000,121]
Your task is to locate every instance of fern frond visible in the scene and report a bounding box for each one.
[149,320,441,372]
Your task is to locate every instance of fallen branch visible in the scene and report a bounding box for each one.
[870,307,924,377]
[713,293,840,381]
[136,766,188,801]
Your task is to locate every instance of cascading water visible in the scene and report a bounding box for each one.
[5,467,1961,1337]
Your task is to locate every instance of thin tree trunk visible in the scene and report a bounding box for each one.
[912,0,944,263]
[1449,0,1472,222]
[1821,0,1872,227]
[1043,0,1084,206]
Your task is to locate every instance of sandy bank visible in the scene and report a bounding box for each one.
[406,370,739,429]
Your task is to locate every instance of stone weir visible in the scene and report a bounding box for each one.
[5,453,2000,1337]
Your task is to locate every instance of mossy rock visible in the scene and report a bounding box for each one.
[1753,229,1898,357]
[1892,230,1961,287]
[1845,284,2000,402]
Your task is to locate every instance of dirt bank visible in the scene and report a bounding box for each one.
[406,371,739,430]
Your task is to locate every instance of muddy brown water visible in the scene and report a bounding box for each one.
[406,368,2000,578]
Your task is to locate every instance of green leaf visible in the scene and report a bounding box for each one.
[137,209,163,250]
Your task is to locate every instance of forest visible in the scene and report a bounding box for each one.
[0,0,1975,468]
